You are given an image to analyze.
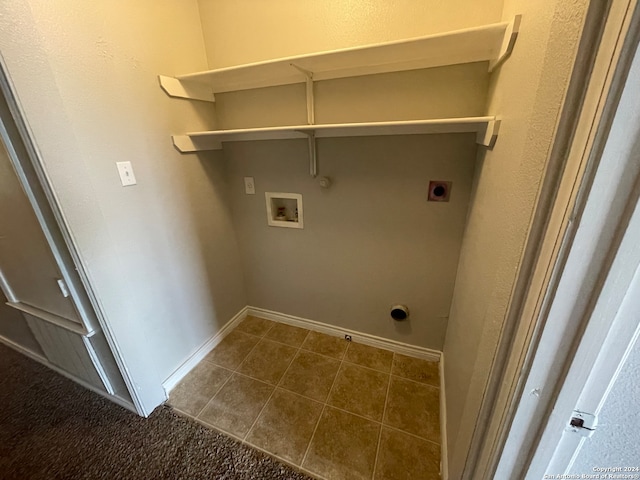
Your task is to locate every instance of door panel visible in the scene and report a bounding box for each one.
[569,333,640,473]
[0,138,81,323]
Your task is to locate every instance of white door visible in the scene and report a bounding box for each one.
[487,4,640,476]
[0,137,82,324]
[535,29,640,477]
[568,325,640,475]
[544,254,640,476]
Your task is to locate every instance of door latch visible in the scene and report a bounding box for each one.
[567,410,597,437]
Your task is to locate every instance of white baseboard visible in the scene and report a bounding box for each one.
[247,306,441,362]
[0,333,137,414]
[162,306,248,394]
[0,333,48,364]
[440,353,449,480]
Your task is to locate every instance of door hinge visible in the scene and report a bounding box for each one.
[56,278,70,298]
[567,410,597,437]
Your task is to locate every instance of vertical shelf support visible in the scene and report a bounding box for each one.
[488,15,522,72]
[307,132,317,177]
[477,119,501,148]
[295,129,318,177]
[290,63,315,125]
[291,63,318,177]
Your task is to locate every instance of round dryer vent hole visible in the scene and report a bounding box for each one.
[390,305,410,321]
[428,181,452,202]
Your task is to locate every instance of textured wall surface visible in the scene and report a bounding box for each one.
[442,0,589,477]
[0,0,246,413]
[197,0,504,69]
[226,134,477,350]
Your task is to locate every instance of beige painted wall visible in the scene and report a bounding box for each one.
[215,62,490,129]
[225,134,476,349]
[442,0,589,477]
[0,0,246,412]
[197,0,505,69]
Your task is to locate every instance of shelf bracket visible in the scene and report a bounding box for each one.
[488,15,522,72]
[295,129,318,177]
[172,135,222,153]
[290,63,315,125]
[477,119,501,148]
[158,75,216,103]
[307,132,317,177]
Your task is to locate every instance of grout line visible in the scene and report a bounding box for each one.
[241,333,304,443]
[300,342,346,470]
[193,326,267,421]
[194,372,235,420]
[272,383,330,406]
[192,368,235,418]
[341,357,393,375]
[299,345,347,362]
[382,423,442,447]
[389,372,440,389]
[372,352,394,479]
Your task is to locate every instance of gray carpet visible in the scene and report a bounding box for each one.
[0,344,311,479]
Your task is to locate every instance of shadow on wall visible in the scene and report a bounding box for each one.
[186,147,247,320]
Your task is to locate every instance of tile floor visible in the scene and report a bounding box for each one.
[169,316,441,480]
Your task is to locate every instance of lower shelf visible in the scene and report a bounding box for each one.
[172,117,499,153]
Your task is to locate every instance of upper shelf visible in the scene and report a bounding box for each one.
[160,16,521,102]
[172,117,499,153]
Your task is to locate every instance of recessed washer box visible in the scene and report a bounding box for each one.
[265,192,303,229]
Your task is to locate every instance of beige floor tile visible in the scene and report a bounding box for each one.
[392,354,440,387]
[237,338,297,385]
[169,362,231,416]
[234,315,275,337]
[384,376,440,443]
[198,373,273,438]
[265,323,310,347]
[279,350,340,402]
[374,427,440,480]
[301,331,348,360]
[246,389,323,465]
[327,363,389,421]
[204,331,260,370]
[344,342,394,373]
[303,407,380,480]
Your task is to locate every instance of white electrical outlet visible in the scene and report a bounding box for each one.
[244,177,255,194]
[116,161,137,186]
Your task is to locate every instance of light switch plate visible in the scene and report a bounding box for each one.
[244,177,255,194]
[116,161,137,186]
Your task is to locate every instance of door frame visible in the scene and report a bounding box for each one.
[464,0,640,477]
[0,56,146,416]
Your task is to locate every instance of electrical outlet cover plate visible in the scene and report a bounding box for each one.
[244,177,255,194]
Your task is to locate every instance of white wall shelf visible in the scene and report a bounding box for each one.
[172,117,500,153]
[159,16,521,101]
